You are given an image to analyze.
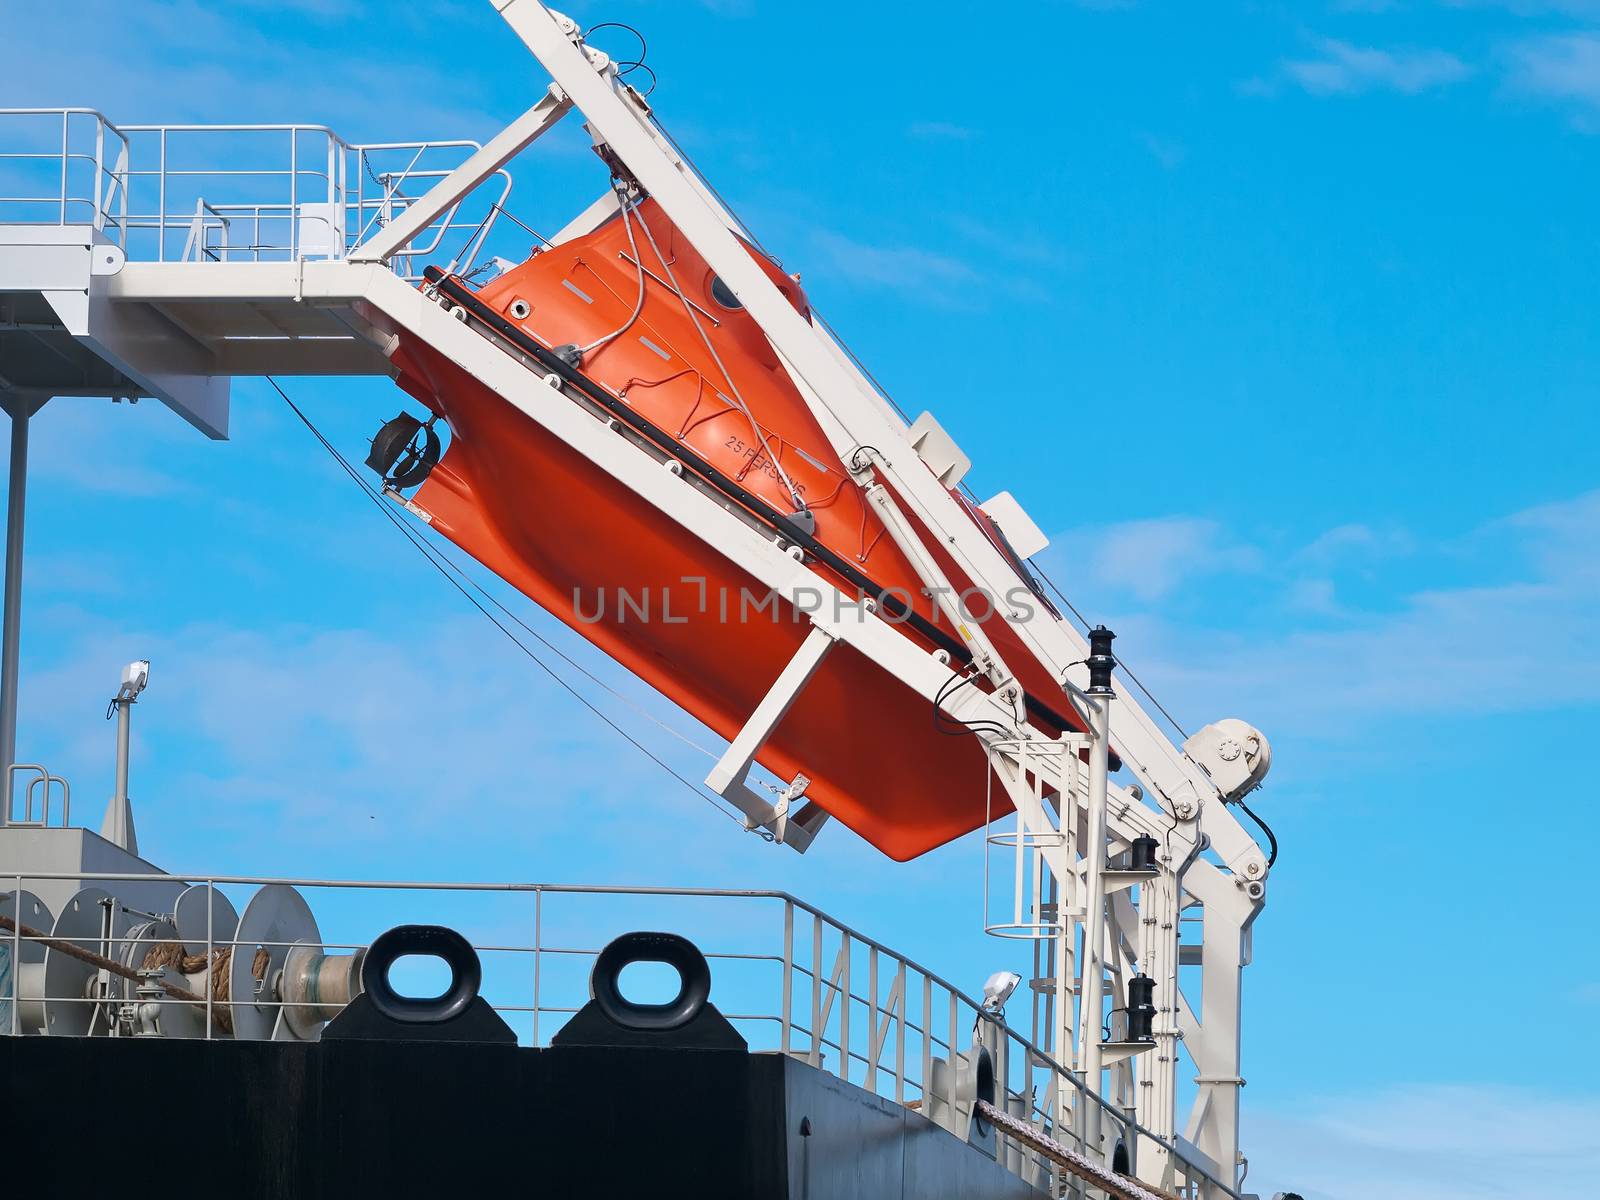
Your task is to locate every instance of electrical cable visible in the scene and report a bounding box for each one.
[813,309,913,424]
[645,114,911,435]
[577,193,648,356]
[584,22,657,97]
[1028,557,1192,743]
[265,376,750,831]
[452,556,717,760]
[585,21,648,75]
[932,669,1015,741]
[621,63,658,97]
[1018,554,1296,875]
[428,528,720,761]
[1024,556,1299,883]
[1027,551,1284,866]
[1232,795,1278,868]
[847,445,883,475]
[274,385,696,753]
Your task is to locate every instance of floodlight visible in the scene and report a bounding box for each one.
[116,659,150,703]
[982,970,1022,1013]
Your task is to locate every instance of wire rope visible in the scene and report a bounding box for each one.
[630,201,809,513]
[265,376,748,830]
[577,193,648,356]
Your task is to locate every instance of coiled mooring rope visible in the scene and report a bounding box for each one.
[0,914,273,1037]
[139,940,270,1035]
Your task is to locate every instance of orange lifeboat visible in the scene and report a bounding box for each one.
[379,199,1080,860]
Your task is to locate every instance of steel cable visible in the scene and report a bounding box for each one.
[266,377,749,830]
[577,193,648,356]
[630,202,809,513]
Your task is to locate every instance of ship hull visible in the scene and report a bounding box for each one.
[0,1036,1042,1199]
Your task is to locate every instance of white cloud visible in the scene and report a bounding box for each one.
[1284,39,1472,96]
[0,0,505,140]
[1067,490,1600,734]
[25,551,129,598]
[808,229,981,299]
[13,603,751,875]
[1285,576,1340,615]
[1053,516,1260,603]
[1507,33,1600,110]
[1247,1084,1600,1200]
[1496,487,1600,582]
[1293,522,1413,569]
[20,398,189,497]
[946,214,1075,269]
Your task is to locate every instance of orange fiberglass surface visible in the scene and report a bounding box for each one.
[378,199,1080,860]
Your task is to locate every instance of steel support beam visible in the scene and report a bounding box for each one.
[1076,688,1113,1160]
[348,85,572,264]
[489,0,1268,889]
[102,694,138,853]
[705,624,835,851]
[0,394,43,811]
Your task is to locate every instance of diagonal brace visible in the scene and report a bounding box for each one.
[705,624,835,851]
[349,84,572,264]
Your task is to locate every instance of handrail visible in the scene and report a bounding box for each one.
[0,111,507,280]
[5,868,1237,1198]
[4,765,68,826]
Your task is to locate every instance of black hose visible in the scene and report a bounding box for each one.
[1233,797,1279,867]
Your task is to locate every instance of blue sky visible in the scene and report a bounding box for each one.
[5,2,1600,1196]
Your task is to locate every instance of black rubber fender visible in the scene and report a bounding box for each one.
[589,931,711,1032]
[360,924,481,1025]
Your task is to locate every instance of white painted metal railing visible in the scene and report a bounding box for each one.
[0,110,511,280]
[0,869,1238,1199]
[0,108,129,231]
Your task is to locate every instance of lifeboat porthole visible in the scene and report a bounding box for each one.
[708,275,742,311]
[509,298,531,320]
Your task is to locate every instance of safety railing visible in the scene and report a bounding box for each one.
[0,109,129,231]
[2,765,70,827]
[0,110,511,281]
[0,869,1238,1199]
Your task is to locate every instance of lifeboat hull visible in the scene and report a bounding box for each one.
[387,334,995,860]
[375,201,1074,861]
